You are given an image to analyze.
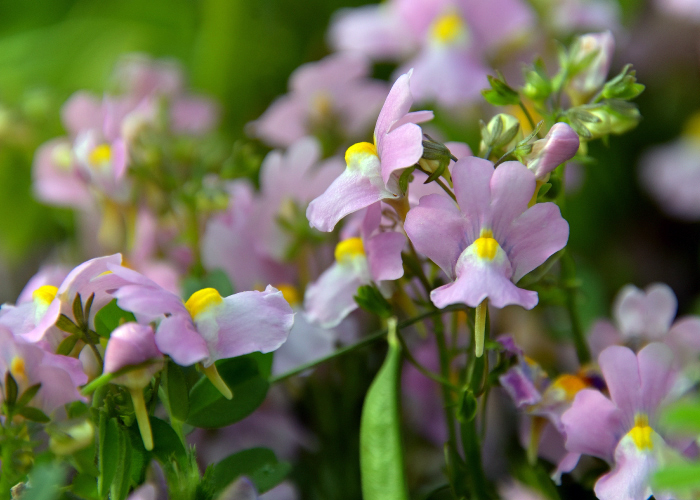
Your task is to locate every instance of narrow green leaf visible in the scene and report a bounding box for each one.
[73,293,85,327]
[150,416,188,470]
[16,383,41,408]
[212,448,291,494]
[110,426,133,500]
[56,314,83,336]
[17,406,50,423]
[5,371,18,406]
[354,285,392,319]
[56,334,80,356]
[360,319,408,500]
[84,292,96,320]
[99,416,119,498]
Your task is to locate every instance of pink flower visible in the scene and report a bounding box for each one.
[561,343,680,500]
[304,202,405,328]
[248,53,388,148]
[521,123,580,181]
[306,71,432,232]
[405,157,569,310]
[0,328,86,415]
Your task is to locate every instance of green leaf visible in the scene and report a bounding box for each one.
[16,383,41,408]
[94,299,137,338]
[17,406,50,423]
[653,462,700,491]
[186,356,269,428]
[162,361,189,422]
[360,320,408,500]
[99,415,120,498]
[398,166,415,195]
[457,389,478,424]
[481,74,520,106]
[5,371,18,407]
[659,399,700,435]
[56,314,83,336]
[212,448,291,494]
[150,416,188,468]
[21,462,66,500]
[56,334,80,356]
[84,292,96,320]
[73,292,85,328]
[110,426,133,500]
[354,285,393,319]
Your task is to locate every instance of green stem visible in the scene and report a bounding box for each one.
[270,306,464,384]
[433,314,459,464]
[561,251,591,365]
[518,100,538,134]
[0,422,14,500]
[395,330,459,392]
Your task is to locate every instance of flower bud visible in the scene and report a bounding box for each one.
[520,123,580,180]
[104,322,163,390]
[479,114,522,157]
[566,31,615,105]
[570,102,640,140]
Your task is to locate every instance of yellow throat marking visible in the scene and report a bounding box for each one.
[345,142,378,166]
[431,12,466,45]
[335,237,365,263]
[89,144,112,166]
[33,285,58,305]
[552,374,587,400]
[10,356,27,384]
[628,414,654,451]
[474,229,498,261]
[185,288,223,319]
[276,283,301,308]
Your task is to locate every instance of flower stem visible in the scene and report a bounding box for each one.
[561,251,591,365]
[129,388,154,451]
[474,300,488,357]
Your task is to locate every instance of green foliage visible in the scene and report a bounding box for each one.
[359,323,408,500]
[211,448,291,494]
[354,284,393,319]
[186,355,269,428]
[94,299,137,338]
[20,462,66,500]
[161,361,190,422]
[482,73,520,106]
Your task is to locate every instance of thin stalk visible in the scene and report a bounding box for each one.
[518,100,538,135]
[433,314,459,461]
[434,177,457,202]
[395,330,459,392]
[270,306,464,383]
[561,251,591,364]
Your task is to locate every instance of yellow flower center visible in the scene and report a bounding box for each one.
[10,356,26,383]
[89,144,112,166]
[32,285,58,305]
[185,288,223,319]
[311,91,333,119]
[552,374,587,400]
[474,229,498,261]
[335,237,365,263]
[683,112,700,142]
[276,283,301,307]
[431,12,466,45]
[345,142,378,166]
[628,414,654,451]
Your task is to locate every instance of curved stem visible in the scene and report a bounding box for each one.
[395,330,459,392]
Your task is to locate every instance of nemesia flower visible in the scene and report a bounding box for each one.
[107,265,294,398]
[404,157,569,355]
[202,181,296,291]
[521,123,580,181]
[0,327,86,415]
[248,53,387,148]
[0,254,126,350]
[306,70,432,232]
[640,127,700,220]
[561,343,680,499]
[588,283,700,375]
[304,202,405,328]
[329,0,535,107]
[104,322,164,451]
[253,137,344,261]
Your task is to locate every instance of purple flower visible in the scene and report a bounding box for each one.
[306,71,432,232]
[521,123,580,181]
[405,158,569,310]
[640,135,700,220]
[0,254,126,350]
[248,53,388,148]
[561,343,680,499]
[0,328,86,415]
[304,202,405,328]
[108,265,294,369]
[253,137,344,261]
[104,322,164,388]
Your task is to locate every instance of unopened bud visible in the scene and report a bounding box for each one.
[520,123,580,180]
[566,31,615,105]
[482,74,520,106]
[480,114,522,157]
[569,102,640,140]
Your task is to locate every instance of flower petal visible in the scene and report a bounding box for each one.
[304,260,368,328]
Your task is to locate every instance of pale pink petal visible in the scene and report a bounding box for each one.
[379,122,425,183]
[599,345,642,424]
